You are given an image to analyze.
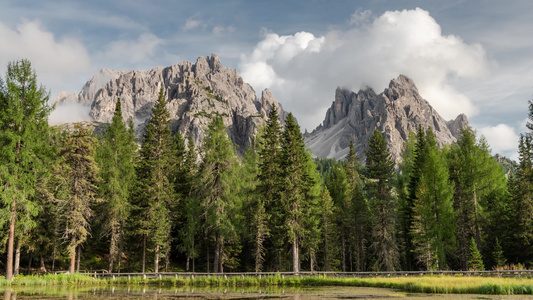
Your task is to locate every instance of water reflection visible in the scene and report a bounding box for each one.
[0,285,528,299]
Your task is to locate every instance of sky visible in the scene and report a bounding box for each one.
[1,0,532,160]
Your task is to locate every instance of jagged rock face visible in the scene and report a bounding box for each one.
[305,75,469,163]
[54,54,285,153]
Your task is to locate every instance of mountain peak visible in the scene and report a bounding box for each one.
[52,54,287,154]
[305,75,468,163]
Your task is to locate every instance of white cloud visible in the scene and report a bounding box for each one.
[0,20,92,95]
[49,103,92,125]
[350,9,372,26]
[479,124,520,156]
[239,8,490,131]
[183,18,202,31]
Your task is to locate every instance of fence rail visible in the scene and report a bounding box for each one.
[85,270,533,280]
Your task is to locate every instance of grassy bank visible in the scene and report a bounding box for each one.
[2,273,533,295]
[0,273,104,286]
[111,274,533,295]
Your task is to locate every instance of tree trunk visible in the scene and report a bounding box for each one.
[117,238,123,273]
[69,236,76,274]
[52,244,56,272]
[341,235,346,272]
[40,255,46,273]
[186,257,190,272]
[76,247,81,272]
[6,202,16,280]
[154,244,160,273]
[14,239,21,276]
[292,238,299,274]
[28,250,33,275]
[142,235,146,273]
[214,234,220,273]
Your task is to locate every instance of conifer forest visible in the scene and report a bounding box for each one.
[2,59,533,279]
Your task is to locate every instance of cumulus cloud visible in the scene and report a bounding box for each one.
[239,8,489,131]
[479,124,520,158]
[0,20,92,95]
[213,25,235,36]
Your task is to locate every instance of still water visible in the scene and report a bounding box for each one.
[1,286,530,299]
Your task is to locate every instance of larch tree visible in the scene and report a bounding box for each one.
[54,124,100,274]
[135,88,174,273]
[411,127,455,270]
[96,98,137,273]
[448,128,507,270]
[0,60,53,280]
[365,129,399,271]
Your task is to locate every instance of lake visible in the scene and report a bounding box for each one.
[1,286,529,299]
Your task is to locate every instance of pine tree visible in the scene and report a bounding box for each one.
[135,88,174,273]
[0,59,53,280]
[197,116,238,273]
[365,129,399,271]
[468,237,484,271]
[54,124,100,273]
[96,98,137,273]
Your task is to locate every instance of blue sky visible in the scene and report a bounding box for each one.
[1,0,532,159]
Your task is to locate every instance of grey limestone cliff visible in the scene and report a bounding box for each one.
[305,75,469,163]
[54,54,286,153]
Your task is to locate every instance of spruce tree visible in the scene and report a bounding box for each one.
[0,59,53,280]
[257,105,283,270]
[365,129,399,271]
[197,116,238,273]
[325,163,349,271]
[177,136,200,271]
[468,237,484,271]
[96,98,137,272]
[135,88,174,273]
[280,113,311,273]
[492,237,506,268]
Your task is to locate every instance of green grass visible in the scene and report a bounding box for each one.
[2,274,533,295]
[0,273,104,286]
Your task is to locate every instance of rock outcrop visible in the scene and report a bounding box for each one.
[304,75,469,163]
[53,54,285,153]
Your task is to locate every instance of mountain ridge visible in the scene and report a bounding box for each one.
[304,75,469,163]
[54,54,288,153]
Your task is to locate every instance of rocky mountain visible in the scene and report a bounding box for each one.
[54,54,287,153]
[304,75,469,163]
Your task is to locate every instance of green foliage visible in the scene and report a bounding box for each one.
[365,129,399,271]
[96,98,137,272]
[411,127,455,270]
[135,88,174,272]
[468,237,485,271]
[197,116,239,273]
[0,59,53,279]
[492,238,506,268]
[54,124,101,273]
